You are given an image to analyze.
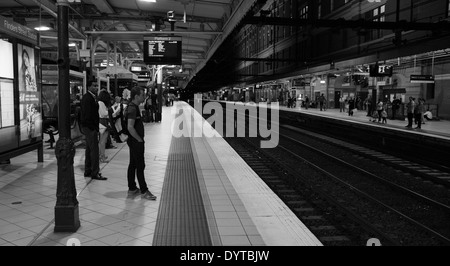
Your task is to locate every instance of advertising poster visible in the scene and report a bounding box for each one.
[0,39,17,152]
[18,44,42,142]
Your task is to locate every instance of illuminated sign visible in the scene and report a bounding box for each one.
[143,36,182,65]
[369,64,393,77]
[410,75,434,84]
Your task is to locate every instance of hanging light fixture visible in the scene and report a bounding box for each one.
[34,22,54,31]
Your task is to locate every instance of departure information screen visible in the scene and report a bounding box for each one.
[144,36,182,65]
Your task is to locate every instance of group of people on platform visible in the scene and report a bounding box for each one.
[79,81,157,200]
[405,97,432,130]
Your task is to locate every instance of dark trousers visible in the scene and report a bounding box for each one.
[83,127,99,177]
[407,113,414,127]
[378,110,383,122]
[367,106,372,116]
[415,113,422,128]
[392,108,397,119]
[127,140,148,193]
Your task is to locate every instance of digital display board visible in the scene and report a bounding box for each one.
[369,64,393,77]
[144,36,182,65]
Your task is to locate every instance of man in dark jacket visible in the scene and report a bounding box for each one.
[80,81,107,180]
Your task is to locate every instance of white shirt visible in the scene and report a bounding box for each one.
[98,101,109,118]
[111,103,122,118]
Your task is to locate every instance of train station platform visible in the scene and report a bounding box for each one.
[0,101,322,246]
[279,104,450,140]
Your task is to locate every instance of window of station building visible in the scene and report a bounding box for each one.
[298,4,308,32]
[448,0,450,17]
[318,0,322,18]
[366,5,386,41]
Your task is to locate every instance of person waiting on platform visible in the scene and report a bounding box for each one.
[381,108,388,124]
[80,81,107,181]
[126,86,157,200]
[414,98,425,129]
[318,94,326,111]
[405,97,416,128]
[339,96,345,112]
[376,99,384,123]
[304,96,310,110]
[365,95,373,117]
[370,110,379,122]
[98,89,111,163]
[424,109,433,121]
[348,97,355,116]
[392,96,401,120]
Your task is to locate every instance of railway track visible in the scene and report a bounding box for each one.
[196,101,450,245]
[273,125,450,245]
[225,137,399,246]
[281,125,450,188]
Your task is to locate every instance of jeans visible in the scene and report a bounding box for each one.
[99,130,109,159]
[127,140,148,193]
[83,127,99,177]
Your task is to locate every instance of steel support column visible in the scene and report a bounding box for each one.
[54,0,80,233]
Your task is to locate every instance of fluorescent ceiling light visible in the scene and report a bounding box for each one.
[34,26,52,31]
[140,0,156,2]
[68,43,77,47]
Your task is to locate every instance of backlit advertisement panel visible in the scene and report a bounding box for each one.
[0,38,17,152]
[18,44,42,142]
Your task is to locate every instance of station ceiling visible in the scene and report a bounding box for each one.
[0,0,258,87]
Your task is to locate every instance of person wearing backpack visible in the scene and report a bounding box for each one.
[126,86,157,200]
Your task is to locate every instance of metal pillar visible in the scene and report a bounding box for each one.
[54,0,80,233]
[157,66,163,116]
[155,23,163,118]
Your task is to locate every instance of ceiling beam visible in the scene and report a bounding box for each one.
[91,0,115,14]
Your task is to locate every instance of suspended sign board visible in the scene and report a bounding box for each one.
[143,36,182,65]
[410,75,434,84]
[369,64,393,77]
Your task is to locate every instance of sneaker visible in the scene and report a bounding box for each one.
[128,188,140,195]
[141,191,157,200]
[100,155,109,163]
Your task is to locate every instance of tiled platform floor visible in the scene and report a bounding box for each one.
[0,101,322,246]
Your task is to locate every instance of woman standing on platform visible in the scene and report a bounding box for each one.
[376,100,384,123]
[98,89,111,163]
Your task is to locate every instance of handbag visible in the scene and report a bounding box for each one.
[99,123,106,134]
[99,117,109,127]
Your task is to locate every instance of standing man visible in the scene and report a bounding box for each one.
[392,96,401,120]
[405,97,416,128]
[339,96,345,113]
[126,86,157,200]
[80,81,107,180]
[319,94,326,111]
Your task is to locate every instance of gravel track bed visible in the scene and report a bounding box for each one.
[242,130,449,245]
